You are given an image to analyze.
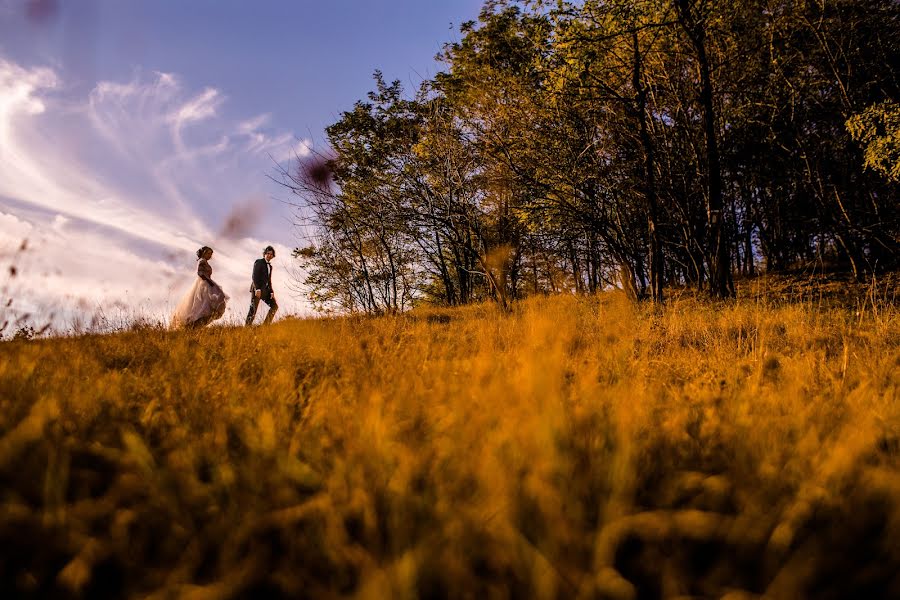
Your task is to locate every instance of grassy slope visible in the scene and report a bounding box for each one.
[0,284,898,599]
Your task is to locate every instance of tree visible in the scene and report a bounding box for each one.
[283,0,900,314]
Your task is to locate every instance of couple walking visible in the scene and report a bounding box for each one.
[170,245,278,328]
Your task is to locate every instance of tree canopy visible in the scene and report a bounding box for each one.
[281,0,900,313]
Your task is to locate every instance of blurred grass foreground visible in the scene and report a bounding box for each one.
[1,288,898,599]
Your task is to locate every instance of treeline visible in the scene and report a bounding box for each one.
[282,0,900,313]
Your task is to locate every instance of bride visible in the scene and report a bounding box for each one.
[171,246,229,328]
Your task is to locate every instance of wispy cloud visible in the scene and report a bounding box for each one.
[0,56,311,334]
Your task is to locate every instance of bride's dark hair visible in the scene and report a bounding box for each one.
[196,246,212,259]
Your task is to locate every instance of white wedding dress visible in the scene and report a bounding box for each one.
[171,258,229,328]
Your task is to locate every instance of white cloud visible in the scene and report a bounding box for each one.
[0,59,57,122]
[169,86,224,154]
[0,212,32,258]
[171,86,221,125]
[238,113,271,134]
[0,56,311,334]
[50,214,68,231]
[295,138,313,157]
[264,136,314,164]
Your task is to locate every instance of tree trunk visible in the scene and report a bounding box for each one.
[633,31,665,303]
[676,0,733,298]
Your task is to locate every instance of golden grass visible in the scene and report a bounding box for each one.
[0,288,898,599]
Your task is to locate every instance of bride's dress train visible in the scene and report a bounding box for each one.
[171,277,229,328]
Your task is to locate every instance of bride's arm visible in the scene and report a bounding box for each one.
[197,259,213,283]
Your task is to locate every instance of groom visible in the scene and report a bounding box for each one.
[246,245,279,325]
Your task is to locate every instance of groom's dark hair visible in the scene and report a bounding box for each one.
[263,245,276,257]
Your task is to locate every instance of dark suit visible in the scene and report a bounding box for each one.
[246,258,278,325]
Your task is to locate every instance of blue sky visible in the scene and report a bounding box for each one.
[0,0,483,330]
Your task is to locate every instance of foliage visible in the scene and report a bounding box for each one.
[0,283,898,597]
[282,0,900,313]
[847,101,900,182]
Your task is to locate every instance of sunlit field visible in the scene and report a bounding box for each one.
[1,281,898,599]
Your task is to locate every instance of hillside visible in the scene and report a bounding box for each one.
[0,287,898,599]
